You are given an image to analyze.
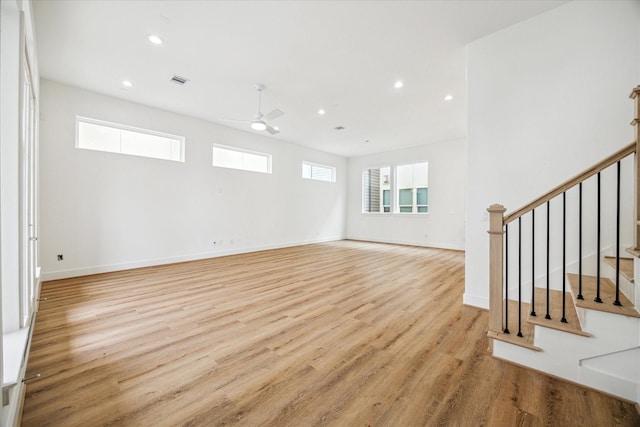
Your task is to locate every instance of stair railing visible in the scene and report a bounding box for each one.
[488,85,639,340]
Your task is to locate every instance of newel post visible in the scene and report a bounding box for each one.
[488,204,506,334]
[631,85,640,252]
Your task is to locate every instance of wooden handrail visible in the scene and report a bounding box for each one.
[504,141,637,225]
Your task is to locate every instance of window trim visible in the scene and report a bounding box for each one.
[75,116,185,162]
[302,160,336,182]
[212,143,272,174]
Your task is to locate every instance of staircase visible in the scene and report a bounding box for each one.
[487,86,640,405]
[489,259,639,401]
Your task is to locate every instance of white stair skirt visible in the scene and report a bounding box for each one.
[579,346,639,402]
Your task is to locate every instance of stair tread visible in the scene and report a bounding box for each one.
[603,256,634,283]
[490,299,539,350]
[527,288,590,337]
[626,247,640,258]
[487,330,541,352]
[567,274,640,318]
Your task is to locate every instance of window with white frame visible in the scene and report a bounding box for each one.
[212,144,272,174]
[362,162,428,214]
[76,116,185,162]
[362,166,391,213]
[302,161,335,182]
[396,162,428,213]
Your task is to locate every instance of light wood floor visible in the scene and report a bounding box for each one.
[22,241,640,426]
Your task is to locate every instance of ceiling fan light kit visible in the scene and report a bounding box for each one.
[216,83,284,135]
[251,120,267,131]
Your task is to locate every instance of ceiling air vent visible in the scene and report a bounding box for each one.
[170,75,189,85]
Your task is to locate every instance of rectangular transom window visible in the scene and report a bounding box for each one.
[76,116,184,162]
[302,161,335,182]
[212,144,272,174]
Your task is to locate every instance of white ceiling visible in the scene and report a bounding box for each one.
[33,0,568,158]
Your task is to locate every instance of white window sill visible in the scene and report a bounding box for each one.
[2,328,29,388]
[361,212,430,216]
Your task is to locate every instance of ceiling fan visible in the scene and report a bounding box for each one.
[218,83,284,135]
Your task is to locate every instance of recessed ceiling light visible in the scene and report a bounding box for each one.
[121,80,133,88]
[273,126,280,131]
[394,80,404,89]
[318,109,325,115]
[148,35,164,45]
[444,94,454,101]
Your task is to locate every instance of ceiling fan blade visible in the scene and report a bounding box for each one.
[265,124,280,135]
[264,109,284,121]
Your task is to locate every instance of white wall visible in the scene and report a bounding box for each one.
[1,0,22,335]
[346,139,466,250]
[465,0,640,308]
[39,80,347,280]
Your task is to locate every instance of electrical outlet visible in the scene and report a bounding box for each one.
[57,254,64,261]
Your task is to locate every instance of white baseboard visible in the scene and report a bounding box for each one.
[344,235,464,251]
[463,293,489,309]
[41,236,344,281]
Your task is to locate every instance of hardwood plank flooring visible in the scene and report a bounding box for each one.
[22,241,640,426]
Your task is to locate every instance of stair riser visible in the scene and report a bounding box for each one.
[579,309,640,349]
[604,264,635,305]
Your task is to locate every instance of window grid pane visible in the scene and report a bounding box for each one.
[399,188,413,206]
[363,166,390,213]
[302,161,335,182]
[382,189,391,212]
[302,163,312,178]
[212,145,271,174]
[417,187,428,205]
